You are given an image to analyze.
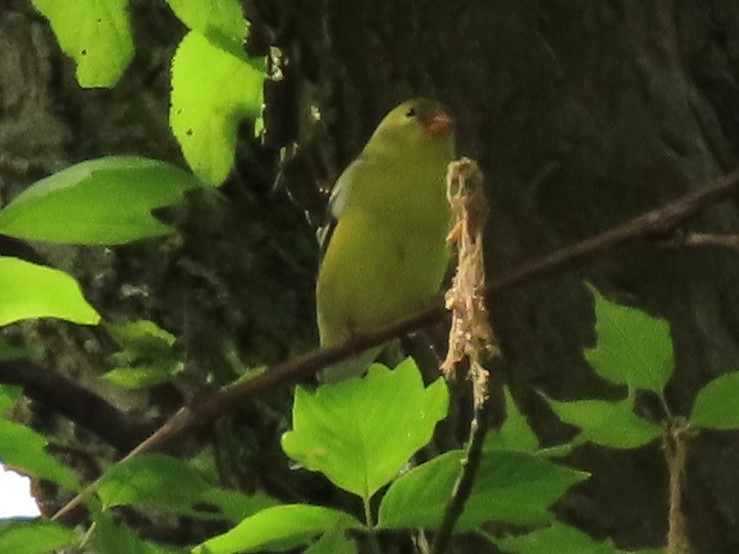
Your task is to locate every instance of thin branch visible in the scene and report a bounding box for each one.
[52,167,739,524]
[0,359,155,452]
[487,168,739,293]
[662,231,739,251]
[431,401,490,554]
[664,418,693,554]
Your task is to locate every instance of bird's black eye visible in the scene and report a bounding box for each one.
[405,107,416,118]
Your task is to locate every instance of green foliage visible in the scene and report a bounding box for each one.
[282,359,448,501]
[485,387,539,452]
[93,511,181,554]
[170,31,264,185]
[193,505,363,554]
[260,360,582,548]
[34,0,267,183]
[689,370,739,430]
[164,0,248,54]
[31,0,133,88]
[97,454,276,521]
[492,522,625,554]
[379,449,587,530]
[0,385,21,415]
[0,257,100,327]
[304,530,357,554]
[103,320,183,389]
[585,285,673,392]
[0,157,202,245]
[0,418,80,491]
[0,520,77,554]
[543,395,661,449]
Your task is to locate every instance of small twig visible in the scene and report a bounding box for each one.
[664,418,693,554]
[431,403,490,554]
[363,496,382,554]
[662,231,739,251]
[51,166,739,524]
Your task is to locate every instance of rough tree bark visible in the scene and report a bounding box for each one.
[2,0,739,552]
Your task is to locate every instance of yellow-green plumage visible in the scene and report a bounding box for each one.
[316,99,455,381]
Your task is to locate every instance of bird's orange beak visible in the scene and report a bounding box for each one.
[425,112,455,136]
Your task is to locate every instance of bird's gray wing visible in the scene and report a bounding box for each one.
[316,158,364,257]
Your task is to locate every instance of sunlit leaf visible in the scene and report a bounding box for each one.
[281,359,448,501]
[31,0,133,87]
[0,257,100,326]
[0,157,201,245]
[585,285,673,392]
[170,31,264,185]
[165,0,247,55]
[193,504,362,554]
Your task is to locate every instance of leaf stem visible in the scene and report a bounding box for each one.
[363,495,381,554]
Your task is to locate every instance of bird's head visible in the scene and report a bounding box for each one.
[364,98,455,159]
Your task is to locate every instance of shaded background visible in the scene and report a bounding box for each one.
[2,0,739,551]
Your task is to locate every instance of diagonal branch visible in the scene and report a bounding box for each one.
[52,167,739,523]
[0,359,156,452]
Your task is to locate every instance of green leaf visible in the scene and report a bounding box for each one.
[193,504,363,554]
[0,419,80,491]
[106,320,177,353]
[0,520,77,554]
[170,31,265,185]
[0,157,201,245]
[31,0,133,88]
[0,258,100,327]
[103,320,182,389]
[493,522,622,554]
[485,387,539,452]
[585,285,674,392]
[164,0,248,55]
[102,363,184,390]
[690,371,739,430]
[305,531,357,554]
[281,359,449,501]
[543,395,661,449]
[0,385,21,415]
[379,449,588,531]
[97,454,276,521]
[93,511,180,554]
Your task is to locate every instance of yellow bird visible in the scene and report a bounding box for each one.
[316,98,455,382]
